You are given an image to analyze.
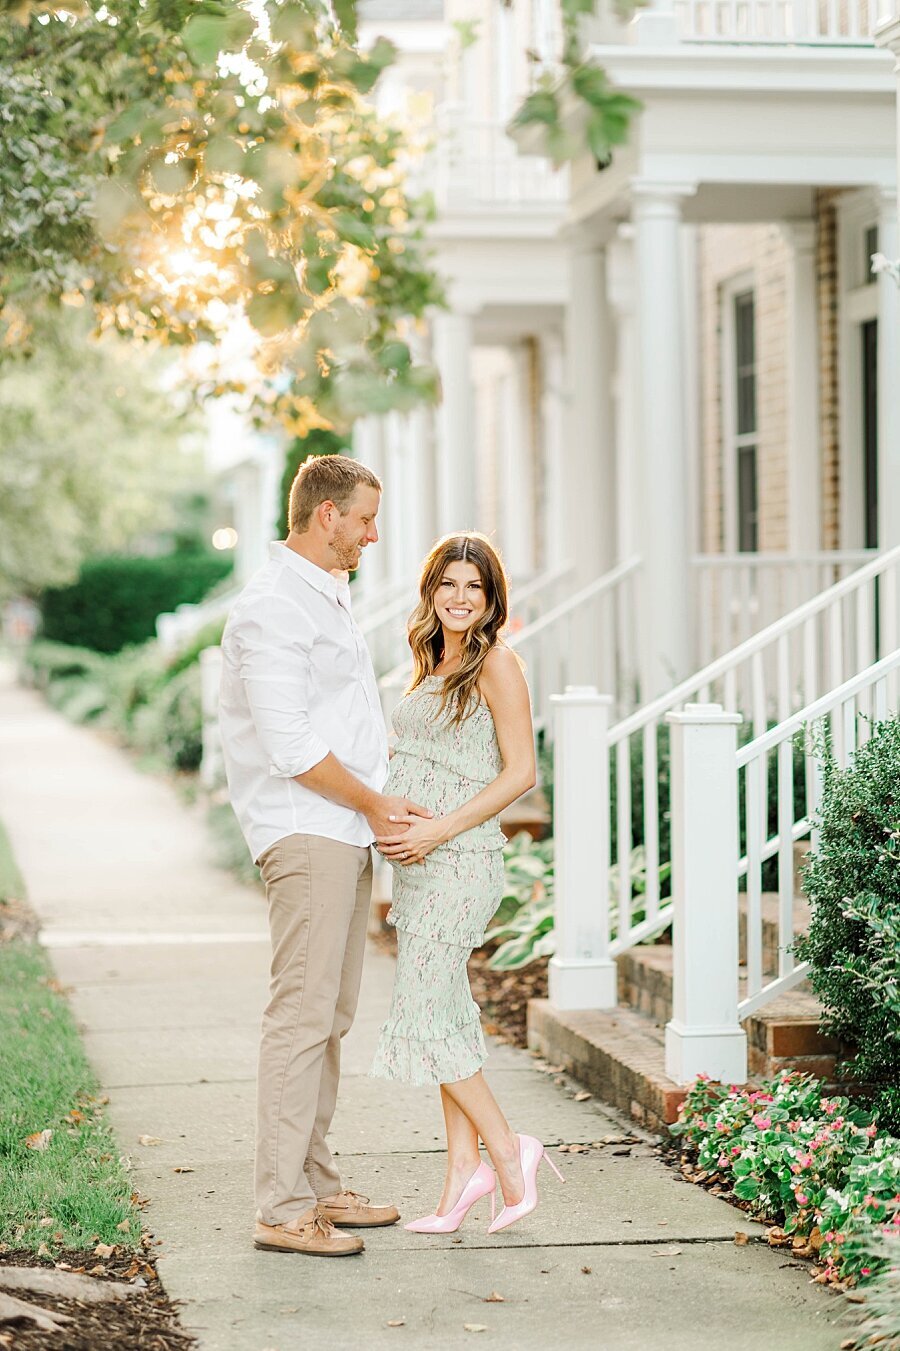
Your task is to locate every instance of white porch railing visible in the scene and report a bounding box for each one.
[510,557,642,732]
[547,544,900,1013]
[693,549,876,667]
[665,650,900,1082]
[676,0,881,43]
[428,106,569,210]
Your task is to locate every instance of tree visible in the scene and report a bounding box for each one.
[0,0,444,435]
[0,307,200,597]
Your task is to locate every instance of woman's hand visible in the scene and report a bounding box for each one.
[377,814,450,865]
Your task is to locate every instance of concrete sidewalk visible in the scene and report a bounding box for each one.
[0,669,843,1351]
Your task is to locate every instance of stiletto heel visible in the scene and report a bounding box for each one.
[490,1188,495,1223]
[487,1135,564,1235]
[404,1161,496,1234]
[543,1152,566,1184]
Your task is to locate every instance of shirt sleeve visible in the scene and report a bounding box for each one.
[235,598,330,779]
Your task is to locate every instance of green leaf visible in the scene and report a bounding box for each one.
[733,1177,761,1201]
[247,287,306,336]
[181,7,254,65]
[511,89,559,129]
[270,1,317,48]
[572,64,608,107]
[204,135,245,175]
[331,212,376,251]
[106,102,153,144]
[378,341,410,372]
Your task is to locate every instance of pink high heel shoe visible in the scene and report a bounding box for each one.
[486,1134,565,1234]
[404,1161,496,1234]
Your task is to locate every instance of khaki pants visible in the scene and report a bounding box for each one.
[255,833,373,1226]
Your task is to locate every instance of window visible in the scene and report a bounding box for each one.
[862,319,878,548]
[864,225,879,286]
[733,290,759,552]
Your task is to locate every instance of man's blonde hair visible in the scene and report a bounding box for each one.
[288,454,382,533]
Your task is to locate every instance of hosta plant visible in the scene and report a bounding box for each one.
[486,837,670,971]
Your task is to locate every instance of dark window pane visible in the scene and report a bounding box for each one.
[862,320,878,548]
[735,291,755,367]
[736,372,756,436]
[864,225,879,285]
[738,445,758,553]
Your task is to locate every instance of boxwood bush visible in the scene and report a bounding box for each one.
[794,714,900,1133]
[40,551,232,654]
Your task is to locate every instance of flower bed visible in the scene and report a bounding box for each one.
[671,1071,900,1286]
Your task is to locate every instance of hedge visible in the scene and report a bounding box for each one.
[40,551,233,654]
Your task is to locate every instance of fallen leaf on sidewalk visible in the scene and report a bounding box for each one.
[766,1226,791,1247]
[94,1243,115,1258]
[463,1325,488,1333]
[137,1135,162,1147]
[386,1319,405,1327]
[574,1091,592,1102]
[652,1247,683,1257]
[172,1167,194,1174]
[24,1130,53,1151]
[734,1231,749,1246]
[581,1267,592,1275]
[483,1291,504,1303]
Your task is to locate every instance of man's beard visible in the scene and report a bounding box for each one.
[328,522,361,571]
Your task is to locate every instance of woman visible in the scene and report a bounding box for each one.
[371,532,564,1234]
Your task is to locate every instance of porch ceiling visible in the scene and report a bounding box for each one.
[566,44,896,226]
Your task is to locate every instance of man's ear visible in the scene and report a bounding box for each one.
[317,499,336,528]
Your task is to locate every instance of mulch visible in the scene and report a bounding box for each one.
[0,1249,195,1351]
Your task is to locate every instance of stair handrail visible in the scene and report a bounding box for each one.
[509,556,640,650]
[736,646,900,1022]
[610,542,900,745]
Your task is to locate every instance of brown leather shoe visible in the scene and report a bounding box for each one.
[318,1189,400,1228]
[254,1205,364,1256]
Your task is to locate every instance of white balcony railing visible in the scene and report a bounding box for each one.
[676,0,882,42]
[428,107,568,211]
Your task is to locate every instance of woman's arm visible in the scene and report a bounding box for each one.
[378,646,536,864]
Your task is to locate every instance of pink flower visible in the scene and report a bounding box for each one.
[795,1192,809,1206]
[866,1124,878,1137]
[864,1195,881,1210]
[716,1121,730,1132]
[676,1102,685,1113]
[730,1146,742,1156]
[861,1268,871,1277]
[752,1114,772,1130]
[797,1154,813,1169]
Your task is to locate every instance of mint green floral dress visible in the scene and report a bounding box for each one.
[370,675,506,1086]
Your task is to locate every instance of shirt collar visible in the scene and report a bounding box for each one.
[269,541,340,596]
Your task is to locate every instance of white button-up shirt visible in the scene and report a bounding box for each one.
[219,542,389,862]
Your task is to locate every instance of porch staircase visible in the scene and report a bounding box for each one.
[529,544,900,1133]
[529,874,840,1136]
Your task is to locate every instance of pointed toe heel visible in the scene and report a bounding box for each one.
[404,1161,496,1235]
[487,1134,566,1235]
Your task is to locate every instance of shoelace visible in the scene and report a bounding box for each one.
[306,1205,337,1239]
[331,1189,370,1208]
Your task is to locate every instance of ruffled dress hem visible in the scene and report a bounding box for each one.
[369,1014,487,1087]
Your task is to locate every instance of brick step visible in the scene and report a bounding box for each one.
[528,991,844,1136]
[618,892,811,1026]
[527,999,685,1135]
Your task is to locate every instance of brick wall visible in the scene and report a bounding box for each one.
[815,189,842,549]
[697,224,792,553]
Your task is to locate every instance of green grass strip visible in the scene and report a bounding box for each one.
[0,816,25,904]
[0,934,140,1252]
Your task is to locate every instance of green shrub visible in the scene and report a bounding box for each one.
[794,714,900,1133]
[40,551,232,654]
[130,665,202,773]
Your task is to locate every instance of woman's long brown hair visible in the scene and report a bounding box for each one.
[407,533,509,726]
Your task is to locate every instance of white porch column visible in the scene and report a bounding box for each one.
[539,331,567,573]
[548,687,617,1010]
[665,703,747,1084]
[608,226,639,561]
[499,342,537,580]
[877,190,900,551]
[564,230,616,682]
[633,184,694,697]
[352,415,388,606]
[432,309,477,535]
[782,221,822,552]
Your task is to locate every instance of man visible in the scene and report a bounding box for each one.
[219,453,430,1258]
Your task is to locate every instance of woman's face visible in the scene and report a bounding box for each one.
[432,560,488,636]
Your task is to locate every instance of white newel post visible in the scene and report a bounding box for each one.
[199,645,224,789]
[664,704,747,1084]
[432,309,477,535]
[548,687,616,1010]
